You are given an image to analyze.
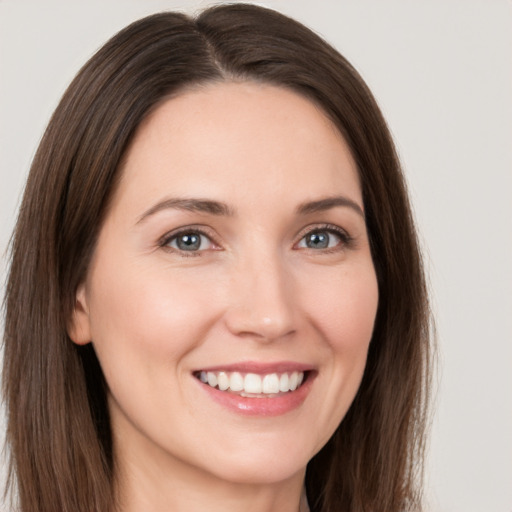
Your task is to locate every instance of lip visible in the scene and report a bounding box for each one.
[195,361,313,374]
[193,361,317,417]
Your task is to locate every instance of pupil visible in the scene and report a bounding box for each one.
[308,232,328,249]
[177,234,200,250]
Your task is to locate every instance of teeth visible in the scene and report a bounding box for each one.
[244,373,262,393]
[229,372,244,392]
[279,373,289,392]
[217,372,229,391]
[198,370,306,395]
[289,371,299,391]
[207,372,218,388]
[262,373,280,394]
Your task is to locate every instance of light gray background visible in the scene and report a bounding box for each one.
[1,1,511,511]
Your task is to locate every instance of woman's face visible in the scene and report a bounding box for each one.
[71,82,378,486]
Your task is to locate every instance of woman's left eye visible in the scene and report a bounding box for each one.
[163,231,214,253]
[296,228,346,250]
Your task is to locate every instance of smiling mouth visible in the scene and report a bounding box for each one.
[194,370,308,397]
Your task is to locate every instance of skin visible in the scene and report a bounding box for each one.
[70,82,379,512]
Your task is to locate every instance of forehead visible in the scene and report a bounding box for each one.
[116,81,361,212]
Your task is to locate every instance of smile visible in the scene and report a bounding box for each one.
[193,363,315,416]
[196,370,305,396]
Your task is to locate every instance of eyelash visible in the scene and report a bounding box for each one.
[158,226,218,257]
[158,223,353,257]
[295,223,354,253]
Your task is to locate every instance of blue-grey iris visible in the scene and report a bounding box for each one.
[306,232,329,249]
[177,233,201,251]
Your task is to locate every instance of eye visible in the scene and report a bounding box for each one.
[296,226,350,251]
[298,231,339,249]
[162,229,215,253]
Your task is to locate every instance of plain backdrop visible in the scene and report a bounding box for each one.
[1,1,511,511]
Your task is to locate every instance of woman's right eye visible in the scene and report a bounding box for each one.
[162,230,215,254]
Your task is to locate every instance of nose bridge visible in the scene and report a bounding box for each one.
[225,243,296,341]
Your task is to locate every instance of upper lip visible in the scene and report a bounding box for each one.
[194,361,314,374]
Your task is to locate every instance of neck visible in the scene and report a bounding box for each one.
[113,442,305,512]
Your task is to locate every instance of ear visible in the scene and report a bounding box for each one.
[68,283,92,345]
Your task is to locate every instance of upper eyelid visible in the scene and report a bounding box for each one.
[293,224,354,252]
[294,223,350,240]
[158,225,219,247]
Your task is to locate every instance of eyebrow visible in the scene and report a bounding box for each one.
[136,197,234,224]
[296,196,365,218]
[137,194,364,224]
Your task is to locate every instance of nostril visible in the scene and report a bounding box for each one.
[224,309,296,342]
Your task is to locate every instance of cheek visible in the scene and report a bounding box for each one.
[293,261,378,451]
[301,264,379,351]
[86,257,223,371]
[84,256,228,440]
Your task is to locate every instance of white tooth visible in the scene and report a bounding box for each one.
[279,373,289,392]
[200,371,208,383]
[229,372,244,392]
[207,372,218,388]
[262,373,280,394]
[217,372,229,391]
[297,372,304,387]
[289,371,299,391]
[244,373,262,394]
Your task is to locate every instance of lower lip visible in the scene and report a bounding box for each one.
[196,373,315,416]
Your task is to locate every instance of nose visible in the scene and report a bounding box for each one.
[223,252,297,343]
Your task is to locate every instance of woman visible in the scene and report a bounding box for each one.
[2,4,432,512]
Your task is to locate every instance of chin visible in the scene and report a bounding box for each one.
[194,433,316,485]
[210,457,307,486]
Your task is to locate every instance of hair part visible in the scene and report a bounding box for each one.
[3,5,433,512]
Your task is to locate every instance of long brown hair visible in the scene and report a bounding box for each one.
[3,4,433,512]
